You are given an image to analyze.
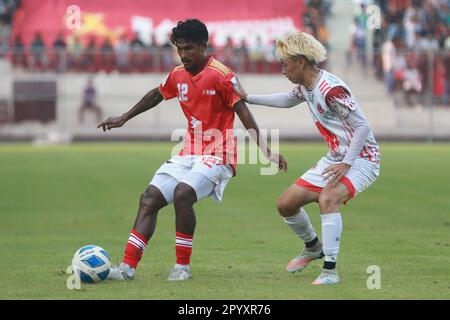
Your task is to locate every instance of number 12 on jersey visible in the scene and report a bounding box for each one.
[177,83,188,101]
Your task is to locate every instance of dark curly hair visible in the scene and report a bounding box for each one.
[170,19,209,45]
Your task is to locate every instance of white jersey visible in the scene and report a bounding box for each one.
[289,70,380,163]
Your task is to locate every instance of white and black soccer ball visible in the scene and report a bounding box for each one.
[71,245,111,283]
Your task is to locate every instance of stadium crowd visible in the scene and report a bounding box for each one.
[351,0,449,106]
[0,0,19,56]
[0,0,333,74]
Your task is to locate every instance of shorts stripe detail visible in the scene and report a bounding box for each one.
[339,176,356,200]
[295,178,323,193]
[296,176,356,202]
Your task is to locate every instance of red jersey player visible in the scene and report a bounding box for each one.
[97,19,287,281]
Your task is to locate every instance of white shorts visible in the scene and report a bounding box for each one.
[149,155,234,204]
[296,156,380,201]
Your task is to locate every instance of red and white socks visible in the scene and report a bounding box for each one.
[122,230,194,272]
[175,232,193,269]
[123,229,148,269]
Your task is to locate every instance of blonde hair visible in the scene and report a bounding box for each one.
[276,32,327,64]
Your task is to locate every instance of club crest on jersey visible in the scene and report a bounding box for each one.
[317,104,325,114]
[202,89,216,96]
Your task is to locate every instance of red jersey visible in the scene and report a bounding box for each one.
[159,56,241,173]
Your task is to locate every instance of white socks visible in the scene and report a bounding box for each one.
[283,208,317,243]
[283,209,343,265]
[321,212,342,263]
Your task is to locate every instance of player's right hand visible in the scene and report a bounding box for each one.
[97,115,127,132]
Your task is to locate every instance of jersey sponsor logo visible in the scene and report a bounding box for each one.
[202,89,216,96]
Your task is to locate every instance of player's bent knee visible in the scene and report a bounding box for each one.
[318,191,340,212]
[173,183,197,208]
[276,196,299,217]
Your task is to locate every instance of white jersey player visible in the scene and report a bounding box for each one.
[233,32,381,285]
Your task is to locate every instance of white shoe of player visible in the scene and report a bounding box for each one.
[312,268,340,285]
[107,263,135,281]
[286,245,324,273]
[167,265,192,281]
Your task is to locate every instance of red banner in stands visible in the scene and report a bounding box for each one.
[12,0,303,47]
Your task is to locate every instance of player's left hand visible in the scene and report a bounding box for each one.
[230,76,248,101]
[322,163,351,186]
[267,153,288,172]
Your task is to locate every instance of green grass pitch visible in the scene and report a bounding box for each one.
[0,143,449,299]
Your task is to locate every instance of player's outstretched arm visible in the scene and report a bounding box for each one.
[231,76,300,108]
[97,87,163,132]
[234,100,288,172]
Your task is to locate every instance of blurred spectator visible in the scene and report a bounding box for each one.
[433,57,446,104]
[67,35,84,71]
[78,77,102,124]
[414,30,429,51]
[402,53,423,107]
[234,39,249,73]
[0,18,11,57]
[264,39,277,62]
[382,35,405,93]
[306,0,332,17]
[303,0,330,49]
[161,38,174,72]
[83,37,97,72]
[53,32,66,50]
[146,34,160,72]
[350,4,369,71]
[30,32,47,70]
[0,0,20,25]
[373,17,389,79]
[100,37,115,73]
[250,36,265,72]
[423,31,440,52]
[444,54,450,104]
[221,37,235,69]
[52,32,66,72]
[11,34,25,67]
[115,34,130,72]
[265,39,280,73]
[130,32,145,72]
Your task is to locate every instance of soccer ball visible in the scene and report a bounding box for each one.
[71,245,111,283]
